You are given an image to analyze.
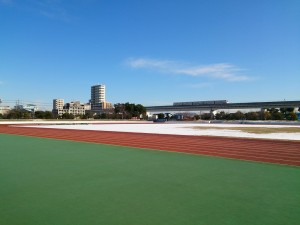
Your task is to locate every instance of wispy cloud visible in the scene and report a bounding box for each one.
[186,82,213,88]
[126,58,179,73]
[32,0,72,22]
[175,64,250,81]
[126,58,253,82]
[1,0,73,21]
[0,81,4,85]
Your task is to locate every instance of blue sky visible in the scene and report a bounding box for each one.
[0,0,299,109]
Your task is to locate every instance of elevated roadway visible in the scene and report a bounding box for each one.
[145,100,300,113]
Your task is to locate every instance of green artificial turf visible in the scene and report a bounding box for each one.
[0,133,300,225]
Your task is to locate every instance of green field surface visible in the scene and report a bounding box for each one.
[1,134,300,225]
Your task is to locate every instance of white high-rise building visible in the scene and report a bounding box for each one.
[53,99,64,110]
[91,84,106,110]
[52,99,64,116]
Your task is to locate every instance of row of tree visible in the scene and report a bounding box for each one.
[197,108,299,121]
[114,102,146,119]
[0,109,54,119]
[1,106,299,121]
[0,103,147,120]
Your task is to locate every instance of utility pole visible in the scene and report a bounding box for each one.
[16,100,19,109]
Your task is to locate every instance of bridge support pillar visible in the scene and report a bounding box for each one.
[210,109,216,120]
[260,108,266,120]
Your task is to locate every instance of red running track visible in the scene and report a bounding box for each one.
[1,125,300,167]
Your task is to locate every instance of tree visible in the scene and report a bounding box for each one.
[271,112,284,120]
[229,111,244,120]
[114,103,126,119]
[194,114,200,120]
[23,112,31,119]
[44,111,54,119]
[280,107,294,114]
[201,113,211,120]
[62,113,75,119]
[215,111,227,120]
[263,111,272,120]
[34,111,54,119]
[266,108,286,120]
[114,102,146,119]
[100,113,109,119]
[280,108,295,120]
[134,104,146,118]
[6,109,21,119]
[93,114,101,119]
[35,111,46,119]
[80,112,94,119]
[245,112,259,120]
[286,112,298,121]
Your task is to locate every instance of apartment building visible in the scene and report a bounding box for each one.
[53,99,64,110]
[52,99,90,117]
[91,84,106,110]
[52,84,113,117]
[64,101,91,115]
[52,99,65,116]
[90,84,113,112]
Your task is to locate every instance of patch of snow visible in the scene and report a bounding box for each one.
[23,123,300,141]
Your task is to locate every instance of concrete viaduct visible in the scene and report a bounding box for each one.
[145,100,300,117]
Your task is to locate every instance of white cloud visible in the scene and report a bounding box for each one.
[175,64,251,81]
[186,82,213,88]
[126,58,253,82]
[126,58,176,70]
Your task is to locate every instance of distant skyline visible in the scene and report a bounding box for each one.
[1,0,299,110]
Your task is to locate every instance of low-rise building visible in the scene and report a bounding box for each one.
[87,101,114,115]
[52,99,91,117]
[19,104,38,113]
[100,101,113,110]
[64,101,91,116]
[0,105,11,115]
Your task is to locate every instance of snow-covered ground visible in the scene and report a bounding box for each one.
[0,120,151,125]
[23,122,300,141]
